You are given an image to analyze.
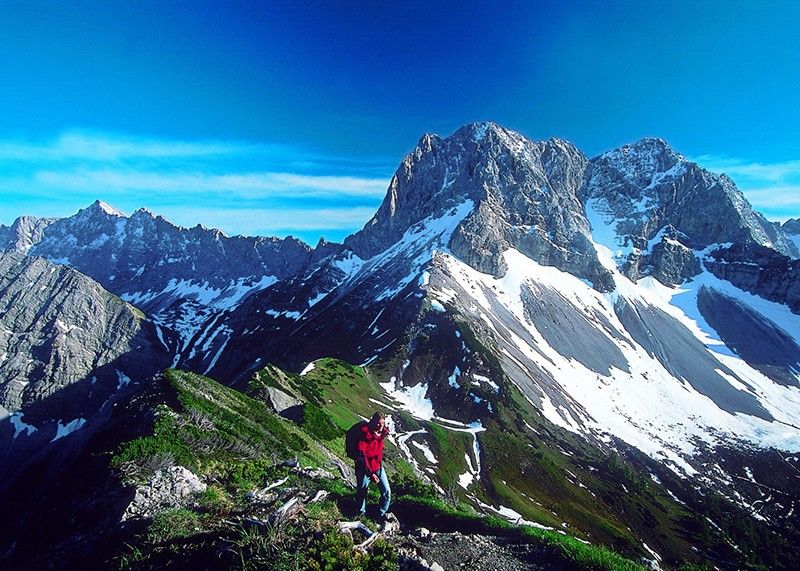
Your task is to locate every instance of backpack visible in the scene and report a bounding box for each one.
[345,420,368,460]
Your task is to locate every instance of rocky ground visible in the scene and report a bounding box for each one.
[395,529,575,571]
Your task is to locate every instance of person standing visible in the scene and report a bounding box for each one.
[354,411,391,520]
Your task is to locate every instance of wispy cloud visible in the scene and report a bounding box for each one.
[32,169,388,199]
[0,130,393,241]
[691,154,800,220]
[0,131,260,162]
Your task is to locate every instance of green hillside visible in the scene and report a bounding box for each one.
[106,364,649,570]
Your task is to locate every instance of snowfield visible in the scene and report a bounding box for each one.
[428,247,800,477]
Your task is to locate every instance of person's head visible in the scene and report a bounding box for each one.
[369,411,385,432]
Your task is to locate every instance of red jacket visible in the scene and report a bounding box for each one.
[356,424,388,475]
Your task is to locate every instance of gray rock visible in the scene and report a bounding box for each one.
[0,216,54,254]
[782,218,800,236]
[581,138,798,285]
[297,466,336,480]
[414,526,432,539]
[0,252,169,421]
[121,465,207,521]
[346,122,612,291]
[265,386,304,415]
[649,237,702,285]
[704,243,800,314]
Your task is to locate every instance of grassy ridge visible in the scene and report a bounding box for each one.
[108,363,650,570]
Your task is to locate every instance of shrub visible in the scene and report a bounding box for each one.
[147,508,203,544]
[302,403,343,441]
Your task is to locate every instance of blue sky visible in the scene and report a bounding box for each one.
[1,1,799,243]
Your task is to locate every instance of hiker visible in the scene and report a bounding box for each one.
[352,411,391,519]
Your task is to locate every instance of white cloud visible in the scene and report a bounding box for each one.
[692,155,800,183]
[32,168,388,199]
[0,130,392,239]
[0,131,287,162]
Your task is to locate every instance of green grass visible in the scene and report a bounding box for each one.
[108,362,663,571]
[147,508,204,543]
[298,358,395,429]
[111,369,328,488]
[301,402,342,441]
[425,421,473,489]
[111,408,195,474]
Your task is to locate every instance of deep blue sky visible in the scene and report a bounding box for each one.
[1,0,799,242]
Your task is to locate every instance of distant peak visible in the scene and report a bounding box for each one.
[453,121,503,142]
[782,218,800,235]
[132,207,156,218]
[596,137,685,167]
[89,199,126,217]
[617,137,679,156]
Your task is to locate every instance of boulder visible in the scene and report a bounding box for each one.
[121,465,206,521]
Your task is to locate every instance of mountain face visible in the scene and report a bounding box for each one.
[346,123,612,289]
[0,251,171,492]
[0,251,168,420]
[1,201,327,364]
[2,122,800,569]
[582,137,798,284]
[0,215,54,253]
[783,217,800,253]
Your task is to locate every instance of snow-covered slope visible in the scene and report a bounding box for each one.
[428,248,800,473]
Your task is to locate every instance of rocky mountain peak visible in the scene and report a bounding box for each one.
[589,137,685,195]
[346,122,609,288]
[783,218,800,235]
[79,199,126,220]
[0,215,53,254]
[582,136,798,283]
[131,207,157,219]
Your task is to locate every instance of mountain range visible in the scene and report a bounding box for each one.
[1,122,799,569]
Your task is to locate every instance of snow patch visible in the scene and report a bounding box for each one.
[10,413,37,438]
[380,377,435,420]
[430,300,446,313]
[448,366,461,389]
[51,418,87,442]
[472,373,499,393]
[411,440,438,464]
[116,370,132,390]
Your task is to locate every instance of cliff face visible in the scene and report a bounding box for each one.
[0,215,54,254]
[346,122,612,289]
[703,242,800,314]
[0,251,169,423]
[581,138,797,285]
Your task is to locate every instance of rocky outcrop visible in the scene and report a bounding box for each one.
[346,123,613,290]
[121,466,207,521]
[0,215,54,254]
[620,226,702,285]
[0,251,169,421]
[582,138,798,284]
[703,243,800,314]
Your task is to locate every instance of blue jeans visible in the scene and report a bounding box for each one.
[355,466,391,516]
